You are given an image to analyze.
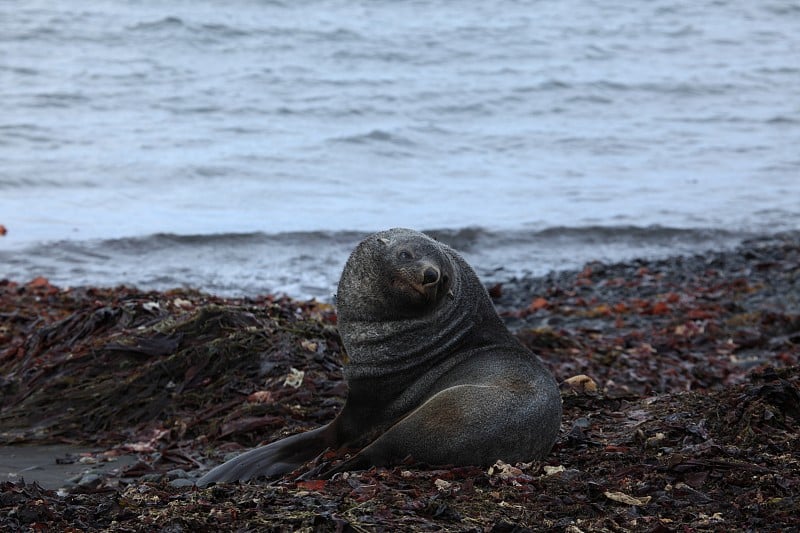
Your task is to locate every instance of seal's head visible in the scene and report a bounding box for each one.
[337,229,455,322]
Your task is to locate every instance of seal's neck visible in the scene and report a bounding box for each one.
[341,300,475,379]
[339,253,503,381]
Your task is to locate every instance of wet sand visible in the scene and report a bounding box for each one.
[0,445,138,490]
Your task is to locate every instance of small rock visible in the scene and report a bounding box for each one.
[572,417,592,429]
[434,478,452,491]
[563,374,598,395]
[166,468,188,479]
[543,465,566,476]
[77,473,102,487]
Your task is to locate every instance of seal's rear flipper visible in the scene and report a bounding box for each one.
[196,424,334,486]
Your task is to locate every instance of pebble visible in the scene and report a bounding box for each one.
[169,478,196,488]
[77,473,102,487]
[166,468,188,479]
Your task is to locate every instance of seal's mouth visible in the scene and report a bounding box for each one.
[408,282,431,300]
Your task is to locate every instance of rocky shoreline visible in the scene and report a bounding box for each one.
[1,232,798,531]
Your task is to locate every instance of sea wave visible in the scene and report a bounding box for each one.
[0,225,758,299]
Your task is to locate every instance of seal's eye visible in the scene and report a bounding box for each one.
[398,250,412,260]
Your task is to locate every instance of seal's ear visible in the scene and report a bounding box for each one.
[377,237,391,246]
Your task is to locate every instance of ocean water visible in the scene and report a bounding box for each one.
[1,0,799,299]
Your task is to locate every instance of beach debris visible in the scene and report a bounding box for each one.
[246,390,273,403]
[487,460,522,480]
[283,367,305,388]
[543,465,566,476]
[604,491,652,506]
[563,374,598,395]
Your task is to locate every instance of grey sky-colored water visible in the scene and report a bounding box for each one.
[1,0,798,296]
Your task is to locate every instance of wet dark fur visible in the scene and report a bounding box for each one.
[197,228,561,485]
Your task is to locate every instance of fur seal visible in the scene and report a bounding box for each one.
[197,228,561,485]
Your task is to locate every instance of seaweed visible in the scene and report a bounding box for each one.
[1,233,799,530]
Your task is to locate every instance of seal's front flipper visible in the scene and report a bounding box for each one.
[196,424,334,486]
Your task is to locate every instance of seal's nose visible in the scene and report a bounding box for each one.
[422,267,440,286]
